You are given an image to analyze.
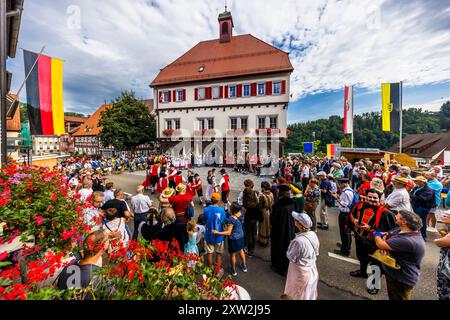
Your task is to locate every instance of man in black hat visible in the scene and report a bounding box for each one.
[334,178,356,257]
[270,183,296,276]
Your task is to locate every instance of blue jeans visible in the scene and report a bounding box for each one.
[133,213,148,240]
[413,206,430,239]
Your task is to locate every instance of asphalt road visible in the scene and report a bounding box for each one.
[107,169,444,300]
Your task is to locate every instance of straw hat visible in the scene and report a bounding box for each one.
[176,183,187,193]
[369,250,401,270]
[161,188,175,198]
[393,176,409,185]
[413,176,427,183]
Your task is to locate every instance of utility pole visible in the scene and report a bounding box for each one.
[0,0,8,164]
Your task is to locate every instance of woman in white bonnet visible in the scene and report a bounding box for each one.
[282,212,320,300]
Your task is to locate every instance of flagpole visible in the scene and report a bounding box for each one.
[15,46,46,98]
[399,81,403,154]
[351,85,354,149]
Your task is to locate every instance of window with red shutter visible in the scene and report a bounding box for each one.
[281,81,287,94]
[251,83,257,96]
[266,82,273,95]
[237,84,243,97]
[224,85,229,99]
[195,88,199,101]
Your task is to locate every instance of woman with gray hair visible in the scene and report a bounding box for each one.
[373,210,426,300]
[282,212,320,300]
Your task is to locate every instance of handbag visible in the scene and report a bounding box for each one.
[185,203,195,219]
[439,249,450,280]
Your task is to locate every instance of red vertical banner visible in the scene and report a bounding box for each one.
[343,86,354,134]
[38,55,54,135]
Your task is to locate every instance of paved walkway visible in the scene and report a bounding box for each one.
[109,169,444,300]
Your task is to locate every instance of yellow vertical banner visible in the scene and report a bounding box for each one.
[381,83,391,132]
[51,58,65,135]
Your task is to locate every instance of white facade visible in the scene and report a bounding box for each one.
[155,73,290,139]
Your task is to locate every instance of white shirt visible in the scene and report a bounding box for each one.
[83,207,101,231]
[286,232,320,268]
[69,177,79,187]
[131,194,153,214]
[301,166,310,179]
[104,218,129,245]
[384,188,412,212]
[79,188,93,202]
[103,190,114,204]
[338,187,354,212]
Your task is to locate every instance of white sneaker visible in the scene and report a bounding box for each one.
[427,226,439,233]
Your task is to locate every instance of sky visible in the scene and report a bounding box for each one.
[7,0,450,123]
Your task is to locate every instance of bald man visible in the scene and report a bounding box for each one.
[131,185,153,240]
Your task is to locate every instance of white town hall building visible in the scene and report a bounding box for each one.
[151,9,294,162]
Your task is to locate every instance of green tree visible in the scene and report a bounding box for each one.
[98,91,156,151]
[65,112,87,118]
[19,103,29,124]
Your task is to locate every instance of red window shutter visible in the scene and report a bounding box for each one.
[266,81,273,95]
[182,89,186,101]
[167,91,172,103]
[237,84,243,97]
[159,92,163,103]
[251,83,257,96]
[224,85,229,99]
[219,86,224,99]
[195,88,199,101]
[173,90,177,102]
[281,80,287,94]
[207,87,212,100]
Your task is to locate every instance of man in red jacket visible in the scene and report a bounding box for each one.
[169,184,193,224]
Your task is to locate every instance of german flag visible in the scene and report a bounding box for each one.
[381,82,402,132]
[24,50,65,136]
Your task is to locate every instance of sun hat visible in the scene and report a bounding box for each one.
[393,176,409,185]
[292,211,313,229]
[176,184,187,192]
[161,188,175,198]
[413,176,427,183]
[370,178,385,193]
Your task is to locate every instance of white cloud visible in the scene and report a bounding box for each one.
[8,0,450,115]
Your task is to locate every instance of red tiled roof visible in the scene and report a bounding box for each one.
[65,116,87,124]
[151,34,294,86]
[73,104,111,137]
[142,99,154,113]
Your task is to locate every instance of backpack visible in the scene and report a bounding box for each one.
[345,188,359,212]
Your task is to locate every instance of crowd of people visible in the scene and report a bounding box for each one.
[55,153,450,301]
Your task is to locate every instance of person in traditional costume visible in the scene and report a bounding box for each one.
[283,212,320,300]
[348,188,397,294]
[270,184,296,276]
[258,181,274,246]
